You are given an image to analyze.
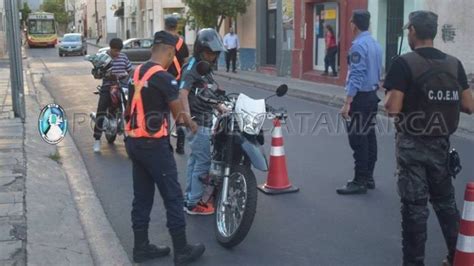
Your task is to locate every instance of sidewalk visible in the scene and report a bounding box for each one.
[215,70,474,139]
[0,53,130,264]
[0,60,25,265]
[86,39,107,49]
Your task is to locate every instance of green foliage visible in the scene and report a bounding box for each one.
[20,3,32,24]
[183,0,251,31]
[41,0,68,26]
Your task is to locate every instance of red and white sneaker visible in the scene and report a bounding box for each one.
[185,201,215,216]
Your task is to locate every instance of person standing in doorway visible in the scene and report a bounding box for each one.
[336,10,383,195]
[223,27,240,73]
[323,24,338,77]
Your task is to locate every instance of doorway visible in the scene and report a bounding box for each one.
[313,2,339,71]
[385,0,404,71]
[266,9,277,65]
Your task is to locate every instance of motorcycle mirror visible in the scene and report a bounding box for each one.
[276,84,288,97]
[196,61,211,76]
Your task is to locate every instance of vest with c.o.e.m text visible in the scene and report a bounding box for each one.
[397,51,462,137]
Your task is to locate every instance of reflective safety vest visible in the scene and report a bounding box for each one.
[125,64,168,138]
[173,37,184,80]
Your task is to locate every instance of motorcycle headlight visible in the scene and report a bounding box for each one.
[241,113,266,135]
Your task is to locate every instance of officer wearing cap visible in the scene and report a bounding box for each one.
[337,10,383,195]
[165,16,190,155]
[384,10,474,266]
[125,30,205,265]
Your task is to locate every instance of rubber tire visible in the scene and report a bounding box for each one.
[105,132,116,144]
[215,164,258,248]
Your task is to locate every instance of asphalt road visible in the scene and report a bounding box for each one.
[26,45,474,266]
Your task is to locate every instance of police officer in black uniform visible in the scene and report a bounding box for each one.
[165,16,190,155]
[125,31,204,265]
[384,11,474,266]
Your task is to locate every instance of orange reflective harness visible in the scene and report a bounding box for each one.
[125,64,168,138]
[173,37,184,80]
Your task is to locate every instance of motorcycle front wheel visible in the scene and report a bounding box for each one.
[215,164,257,248]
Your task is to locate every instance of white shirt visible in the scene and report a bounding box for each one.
[223,33,240,50]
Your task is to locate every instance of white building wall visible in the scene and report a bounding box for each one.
[425,0,474,77]
[106,0,118,40]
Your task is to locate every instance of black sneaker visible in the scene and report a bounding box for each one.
[336,181,367,195]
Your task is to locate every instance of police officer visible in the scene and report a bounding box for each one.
[384,11,474,266]
[337,10,383,195]
[125,31,205,265]
[165,16,190,155]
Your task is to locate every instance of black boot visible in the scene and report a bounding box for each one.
[367,178,375,189]
[171,229,205,266]
[336,180,367,195]
[133,229,171,263]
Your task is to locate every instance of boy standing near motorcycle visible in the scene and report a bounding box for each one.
[93,38,132,153]
[179,28,227,215]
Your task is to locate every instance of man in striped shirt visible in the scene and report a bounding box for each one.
[93,38,132,152]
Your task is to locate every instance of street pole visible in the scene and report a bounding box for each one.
[5,0,25,120]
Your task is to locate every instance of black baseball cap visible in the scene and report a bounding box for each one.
[153,30,178,46]
[403,10,438,33]
[351,10,370,31]
[165,16,178,29]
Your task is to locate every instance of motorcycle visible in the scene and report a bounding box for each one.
[89,79,129,144]
[195,61,288,248]
[85,53,129,144]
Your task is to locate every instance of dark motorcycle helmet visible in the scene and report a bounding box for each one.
[193,28,226,63]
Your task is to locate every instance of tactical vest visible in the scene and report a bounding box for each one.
[173,37,184,80]
[125,65,169,138]
[397,52,461,137]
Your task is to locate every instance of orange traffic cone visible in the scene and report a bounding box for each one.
[258,119,299,195]
[454,183,474,266]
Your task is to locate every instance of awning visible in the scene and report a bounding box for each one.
[114,7,124,17]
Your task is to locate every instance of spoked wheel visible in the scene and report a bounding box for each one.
[215,164,257,248]
[104,113,117,144]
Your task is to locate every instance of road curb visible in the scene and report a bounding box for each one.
[215,72,474,141]
[24,57,131,265]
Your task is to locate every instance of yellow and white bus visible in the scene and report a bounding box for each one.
[26,12,58,48]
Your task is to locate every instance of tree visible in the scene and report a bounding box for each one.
[41,0,68,26]
[183,0,251,31]
[20,3,32,25]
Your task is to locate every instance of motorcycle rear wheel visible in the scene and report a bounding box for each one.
[215,164,257,248]
[104,114,117,144]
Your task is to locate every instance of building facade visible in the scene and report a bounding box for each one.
[368,0,474,80]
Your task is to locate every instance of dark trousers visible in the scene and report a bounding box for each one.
[125,137,186,233]
[396,133,459,265]
[225,48,237,72]
[347,91,379,184]
[324,46,338,74]
[94,88,111,140]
